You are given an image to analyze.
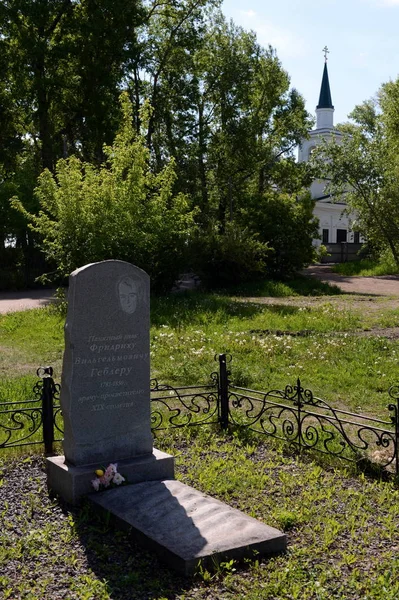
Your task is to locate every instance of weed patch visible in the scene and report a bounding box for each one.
[333,259,399,277]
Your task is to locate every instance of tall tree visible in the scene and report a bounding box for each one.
[0,0,145,283]
[199,18,313,227]
[314,79,399,267]
[136,12,313,217]
[1,1,317,286]
[0,0,144,171]
[138,13,316,279]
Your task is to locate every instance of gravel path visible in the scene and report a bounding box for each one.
[0,289,57,314]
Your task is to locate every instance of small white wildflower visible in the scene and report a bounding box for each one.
[113,472,125,486]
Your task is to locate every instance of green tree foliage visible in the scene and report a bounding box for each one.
[242,191,318,278]
[0,144,44,289]
[200,19,313,225]
[0,0,144,284]
[0,0,143,170]
[190,222,270,286]
[314,80,399,267]
[137,12,316,281]
[140,13,313,212]
[2,1,317,288]
[12,95,198,291]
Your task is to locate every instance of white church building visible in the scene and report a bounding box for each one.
[298,55,363,261]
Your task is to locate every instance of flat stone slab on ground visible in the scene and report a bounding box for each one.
[90,479,286,575]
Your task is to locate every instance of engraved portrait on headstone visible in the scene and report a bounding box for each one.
[118,276,139,314]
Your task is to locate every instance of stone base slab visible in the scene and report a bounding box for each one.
[46,449,175,505]
[90,479,286,575]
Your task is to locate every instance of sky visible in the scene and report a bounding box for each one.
[220,0,399,127]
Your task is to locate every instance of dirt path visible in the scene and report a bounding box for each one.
[0,289,57,314]
[304,264,399,297]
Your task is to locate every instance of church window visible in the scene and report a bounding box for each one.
[322,229,329,243]
[336,229,347,243]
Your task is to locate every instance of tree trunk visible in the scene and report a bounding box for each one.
[133,66,141,134]
[34,36,53,172]
[147,75,159,150]
[198,101,208,216]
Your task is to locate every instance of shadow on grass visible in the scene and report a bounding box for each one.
[151,276,341,329]
[151,292,267,328]
[207,274,343,298]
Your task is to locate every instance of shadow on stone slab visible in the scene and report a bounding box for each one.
[89,479,286,576]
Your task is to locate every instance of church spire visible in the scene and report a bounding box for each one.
[317,63,334,109]
[316,47,334,129]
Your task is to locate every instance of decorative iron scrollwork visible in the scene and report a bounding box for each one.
[150,378,219,430]
[0,368,63,449]
[0,401,43,449]
[229,378,398,474]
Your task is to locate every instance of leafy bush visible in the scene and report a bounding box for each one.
[192,221,269,287]
[243,191,319,278]
[12,95,198,292]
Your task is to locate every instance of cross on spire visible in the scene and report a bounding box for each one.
[323,46,329,62]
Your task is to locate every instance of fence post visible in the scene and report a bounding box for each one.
[41,366,55,455]
[395,395,399,477]
[218,354,229,429]
[388,384,399,477]
[296,378,303,451]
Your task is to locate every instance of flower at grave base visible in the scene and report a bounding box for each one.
[92,463,126,490]
[99,473,113,487]
[107,463,118,476]
[112,472,125,486]
[91,478,101,492]
[100,463,117,486]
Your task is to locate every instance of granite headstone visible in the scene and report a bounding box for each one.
[61,260,153,466]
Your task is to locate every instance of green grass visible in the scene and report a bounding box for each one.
[150,292,399,417]
[211,273,343,297]
[1,278,399,419]
[333,259,399,277]
[0,307,64,379]
[2,432,399,599]
[1,275,399,597]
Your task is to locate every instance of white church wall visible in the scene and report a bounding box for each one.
[313,202,354,247]
[316,108,334,129]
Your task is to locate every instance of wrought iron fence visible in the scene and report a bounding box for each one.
[0,367,61,453]
[1,354,399,475]
[150,376,220,430]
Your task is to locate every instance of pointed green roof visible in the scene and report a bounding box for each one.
[317,63,334,109]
